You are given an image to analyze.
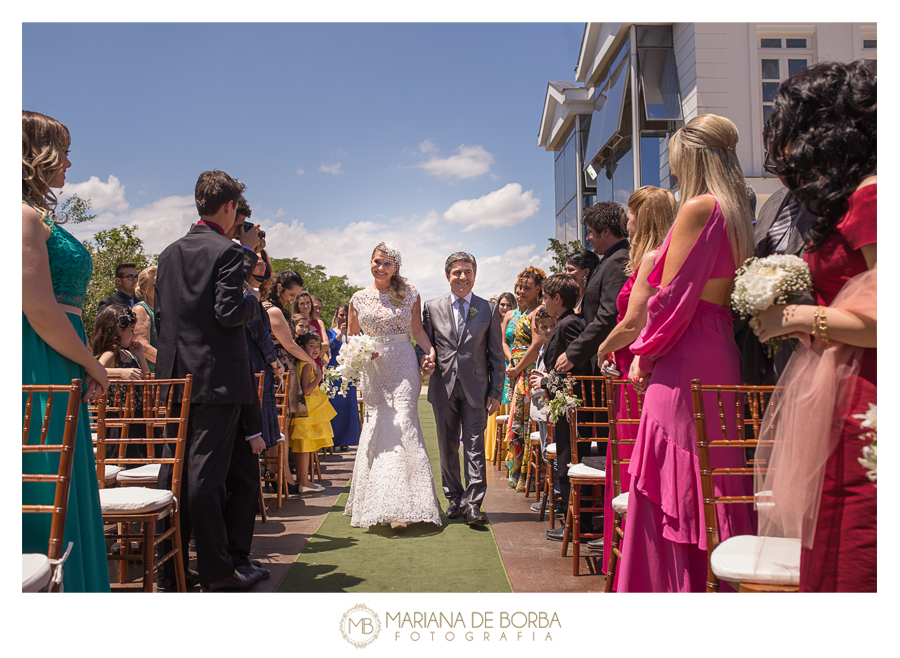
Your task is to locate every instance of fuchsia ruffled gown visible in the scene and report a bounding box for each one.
[618,197,756,592]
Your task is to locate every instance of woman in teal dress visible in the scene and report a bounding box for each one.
[22,110,111,592]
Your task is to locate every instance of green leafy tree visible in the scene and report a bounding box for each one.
[546,238,586,273]
[269,257,362,328]
[82,225,153,341]
[57,194,97,224]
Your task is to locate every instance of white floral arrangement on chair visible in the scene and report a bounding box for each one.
[320,335,376,397]
[853,403,877,483]
[731,254,813,355]
[545,370,582,424]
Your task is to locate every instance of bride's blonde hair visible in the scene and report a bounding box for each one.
[372,242,408,307]
[668,114,755,266]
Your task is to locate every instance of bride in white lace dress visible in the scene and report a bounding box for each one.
[344,243,442,529]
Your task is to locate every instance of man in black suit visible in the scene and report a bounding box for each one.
[529,274,591,540]
[735,184,817,385]
[553,201,630,377]
[97,263,140,314]
[154,170,265,592]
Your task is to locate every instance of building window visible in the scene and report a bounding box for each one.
[863,39,877,49]
[758,31,813,127]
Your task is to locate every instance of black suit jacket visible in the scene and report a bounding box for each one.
[540,309,589,389]
[97,289,139,314]
[154,225,259,405]
[564,239,630,372]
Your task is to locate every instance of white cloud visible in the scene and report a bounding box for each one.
[319,162,344,175]
[59,175,130,214]
[65,193,199,255]
[442,183,540,232]
[414,143,493,180]
[296,167,305,175]
[477,245,554,298]
[261,211,550,301]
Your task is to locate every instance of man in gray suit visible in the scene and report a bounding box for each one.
[417,252,505,526]
[736,184,817,385]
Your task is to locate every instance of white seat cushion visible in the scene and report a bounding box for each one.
[710,535,801,585]
[567,463,606,479]
[116,463,161,483]
[99,487,174,514]
[612,492,629,515]
[22,554,51,592]
[102,465,123,482]
[530,431,542,442]
[496,415,509,422]
[546,443,556,457]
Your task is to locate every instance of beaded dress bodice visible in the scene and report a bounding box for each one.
[41,212,93,309]
[351,285,417,336]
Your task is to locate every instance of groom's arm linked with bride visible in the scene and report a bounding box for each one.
[414,253,505,526]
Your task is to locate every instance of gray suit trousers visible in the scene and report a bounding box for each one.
[433,379,488,511]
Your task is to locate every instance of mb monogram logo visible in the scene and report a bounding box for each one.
[340,604,382,648]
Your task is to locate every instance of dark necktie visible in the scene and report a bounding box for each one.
[765,196,800,254]
[456,297,467,340]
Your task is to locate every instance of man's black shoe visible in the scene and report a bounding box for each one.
[465,507,486,526]
[446,501,463,519]
[159,568,200,591]
[202,569,262,592]
[546,527,566,542]
[530,499,562,514]
[237,562,271,580]
[586,538,604,550]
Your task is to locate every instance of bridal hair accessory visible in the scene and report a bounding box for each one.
[374,242,402,269]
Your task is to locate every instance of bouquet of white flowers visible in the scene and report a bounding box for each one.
[545,370,582,424]
[320,335,377,397]
[853,403,877,483]
[731,254,813,355]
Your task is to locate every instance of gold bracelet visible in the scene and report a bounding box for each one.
[812,306,830,343]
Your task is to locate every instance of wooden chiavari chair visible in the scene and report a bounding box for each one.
[560,375,608,576]
[493,410,510,471]
[259,370,286,509]
[538,423,557,527]
[94,376,193,592]
[22,380,81,592]
[691,379,799,592]
[603,377,642,592]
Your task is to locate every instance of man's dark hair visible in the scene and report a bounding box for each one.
[582,200,626,239]
[444,251,477,276]
[236,196,252,219]
[115,263,136,279]
[194,170,246,217]
[541,273,579,309]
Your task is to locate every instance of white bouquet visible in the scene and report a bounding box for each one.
[732,254,813,355]
[545,370,582,424]
[320,335,376,397]
[853,403,877,483]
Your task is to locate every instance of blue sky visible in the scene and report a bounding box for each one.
[23,22,585,300]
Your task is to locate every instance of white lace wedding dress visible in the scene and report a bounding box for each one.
[344,285,442,528]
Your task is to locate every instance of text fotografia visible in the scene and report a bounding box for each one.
[386,611,561,642]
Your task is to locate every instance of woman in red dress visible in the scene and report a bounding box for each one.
[753,60,876,592]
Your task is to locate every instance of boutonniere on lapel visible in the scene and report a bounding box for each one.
[467,306,478,321]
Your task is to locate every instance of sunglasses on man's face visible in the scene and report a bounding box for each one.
[117,310,137,329]
[763,152,779,175]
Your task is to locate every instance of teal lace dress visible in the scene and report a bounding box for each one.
[22,210,110,592]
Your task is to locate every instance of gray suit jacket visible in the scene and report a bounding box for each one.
[419,293,505,409]
[736,186,818,384]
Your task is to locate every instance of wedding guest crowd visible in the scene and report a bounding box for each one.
[22,59,875,594]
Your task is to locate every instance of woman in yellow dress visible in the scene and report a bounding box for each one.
[288,331,336,493]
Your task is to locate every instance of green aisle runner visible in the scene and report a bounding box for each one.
[274,398,513,593]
